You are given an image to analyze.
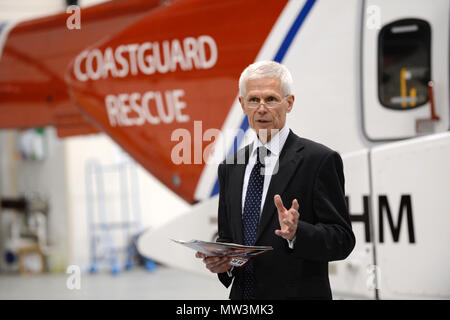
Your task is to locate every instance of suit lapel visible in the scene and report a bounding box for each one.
[255,131,305,244]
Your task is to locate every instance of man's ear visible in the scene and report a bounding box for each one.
[239,96,247,114]
[286,94,294,113]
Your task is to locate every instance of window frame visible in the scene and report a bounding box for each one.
[377,18,432,110]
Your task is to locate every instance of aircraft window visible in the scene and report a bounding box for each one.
[378,19,431,110]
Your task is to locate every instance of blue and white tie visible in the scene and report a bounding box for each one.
[242,146,268,300]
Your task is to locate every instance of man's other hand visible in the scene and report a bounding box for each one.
[274,194,300,241]
[195,252,232,273]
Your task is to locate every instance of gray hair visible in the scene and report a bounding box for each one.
[238,60,293,97]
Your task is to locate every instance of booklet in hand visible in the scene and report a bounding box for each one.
[172,239,273,267]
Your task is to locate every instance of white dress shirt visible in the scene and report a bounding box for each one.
[227,124,294,277]
[241,124,296,249]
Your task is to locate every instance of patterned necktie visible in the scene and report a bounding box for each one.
[242,146,268,300]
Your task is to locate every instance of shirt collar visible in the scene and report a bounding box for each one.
[251,123,290,158]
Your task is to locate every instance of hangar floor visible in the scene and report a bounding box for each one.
[0,265,229,300]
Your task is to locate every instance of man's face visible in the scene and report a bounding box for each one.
[239,77,294,143]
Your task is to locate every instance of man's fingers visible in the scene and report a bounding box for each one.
[283,219,296,230]
[204,256,228,267]
[197,253,232,273]
[275,196,300,215]
[208,258,230,269]
[195,252,207,259]
[275,229,286,238]
[274,199,299,241]
[204,256,231,273]
[210,262,231,273]
[291,199,299,212]
[274,194,286,213]
[288,208,299,222]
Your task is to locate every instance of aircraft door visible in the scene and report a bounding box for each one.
[370,133,450,299]
[329,150,377,299]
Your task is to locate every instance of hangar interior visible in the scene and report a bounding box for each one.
[0,0,227,300]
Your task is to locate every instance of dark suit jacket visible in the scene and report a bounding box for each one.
[216,130,355,300]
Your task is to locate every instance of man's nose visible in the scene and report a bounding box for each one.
[256,104,268,113]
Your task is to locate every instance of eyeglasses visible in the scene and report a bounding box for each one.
[246,96,287,108]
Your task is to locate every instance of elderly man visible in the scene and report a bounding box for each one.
[196,61,355,300]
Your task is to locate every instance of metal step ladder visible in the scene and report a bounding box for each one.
[85,159,152,274]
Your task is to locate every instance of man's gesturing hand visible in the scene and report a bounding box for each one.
[274,194,300,241]
[195,252,232,273]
